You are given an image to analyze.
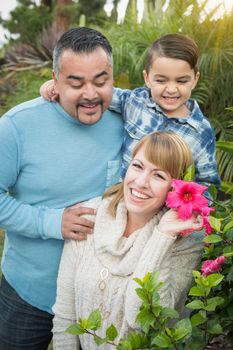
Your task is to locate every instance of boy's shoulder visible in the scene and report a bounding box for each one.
[131,86,150,98]
[187,99,214,135]
[113,86,150,100]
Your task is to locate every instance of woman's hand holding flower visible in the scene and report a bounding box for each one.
[165,179,214,236]
[157,209,203,238]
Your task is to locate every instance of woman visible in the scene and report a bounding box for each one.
[53,131,204,349]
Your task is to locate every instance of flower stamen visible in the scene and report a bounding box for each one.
[183,192,193,202]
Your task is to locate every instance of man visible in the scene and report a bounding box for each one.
[0,27,123,349]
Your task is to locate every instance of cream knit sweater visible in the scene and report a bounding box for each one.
[53,197,204,350]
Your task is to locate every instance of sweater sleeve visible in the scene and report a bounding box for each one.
[52,240,80,350]
[160,230,204,313]
[124,228,204,329]
[0,116,64,240]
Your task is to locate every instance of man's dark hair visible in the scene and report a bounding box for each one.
[53,27,113,75]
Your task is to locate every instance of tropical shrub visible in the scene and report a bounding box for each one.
[0,0,53,44]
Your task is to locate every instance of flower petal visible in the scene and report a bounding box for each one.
[166,192,182,208]
[178,202,193,219]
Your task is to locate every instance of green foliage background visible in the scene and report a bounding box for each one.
[0,1,232,348]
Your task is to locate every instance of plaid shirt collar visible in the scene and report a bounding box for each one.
[145,91,203,132]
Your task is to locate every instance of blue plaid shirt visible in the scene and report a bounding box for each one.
[110,87,220,189]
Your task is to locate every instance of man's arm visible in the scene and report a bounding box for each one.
[0,116,94,241]
[39,82,132,118]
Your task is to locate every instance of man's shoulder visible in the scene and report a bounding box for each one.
[103,109,123,122]
[3,97,49,119]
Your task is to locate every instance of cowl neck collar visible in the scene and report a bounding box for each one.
[93,198,164,276]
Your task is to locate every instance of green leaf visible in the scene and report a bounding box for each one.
[135,288,149,303]
[142,272,151,284]
[205,297,224,311]
[209,184,217,200]
[106,324,118,341]
[225,229,233,240]
[207,321,223,334]
[66,323,85,335]
[173,318,192,340]
[165,327,172,337]
[189,285,208,297]
[187,336,206,350]
[161,307,179,319]
[186,300,205,310]
[183,164,195,181]
[136,308,154,331]
[152,289,161,305]
[93,334,106,346]
[205,273,224,287]
[152,333,172,348]
[204,234,222,243]
[223,220,233,233]
[192,270,201,279]
[128,332,148,349]
[220,181,233,195]
[80,318,88,329]
[191,311,207,326]
[224,251,233,257]
[87,309,102,330]
[223,244,233,254]
[144,276,159,293]
[133,277,144,287]
[208,217,222,232]
[216,141,233,154]
[117,339,132,350]
[152,304,162,317]
[173,326,191,341]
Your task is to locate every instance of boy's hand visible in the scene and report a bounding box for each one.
[40,80,58,101]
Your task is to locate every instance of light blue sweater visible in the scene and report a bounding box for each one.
[0,97,123,313]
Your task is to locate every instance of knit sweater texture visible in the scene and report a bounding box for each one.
[53,197,204,349]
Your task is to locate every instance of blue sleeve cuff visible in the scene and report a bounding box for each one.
[42,208,65,240]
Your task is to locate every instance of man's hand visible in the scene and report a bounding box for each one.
[61,205,96,241]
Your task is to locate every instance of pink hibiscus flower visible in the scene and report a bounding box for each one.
[166,180,208,220]
[201,256,226,276]
[201,207,215,235]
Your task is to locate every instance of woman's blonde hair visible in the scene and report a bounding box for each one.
[103,131,193,216]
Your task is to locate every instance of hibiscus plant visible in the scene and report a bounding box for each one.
[66,180,233,349]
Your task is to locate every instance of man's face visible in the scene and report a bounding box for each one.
[53,48,113,124]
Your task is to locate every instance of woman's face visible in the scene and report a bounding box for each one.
[124,147,172,224]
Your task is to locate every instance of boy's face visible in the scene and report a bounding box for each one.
[143,56,199,118]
